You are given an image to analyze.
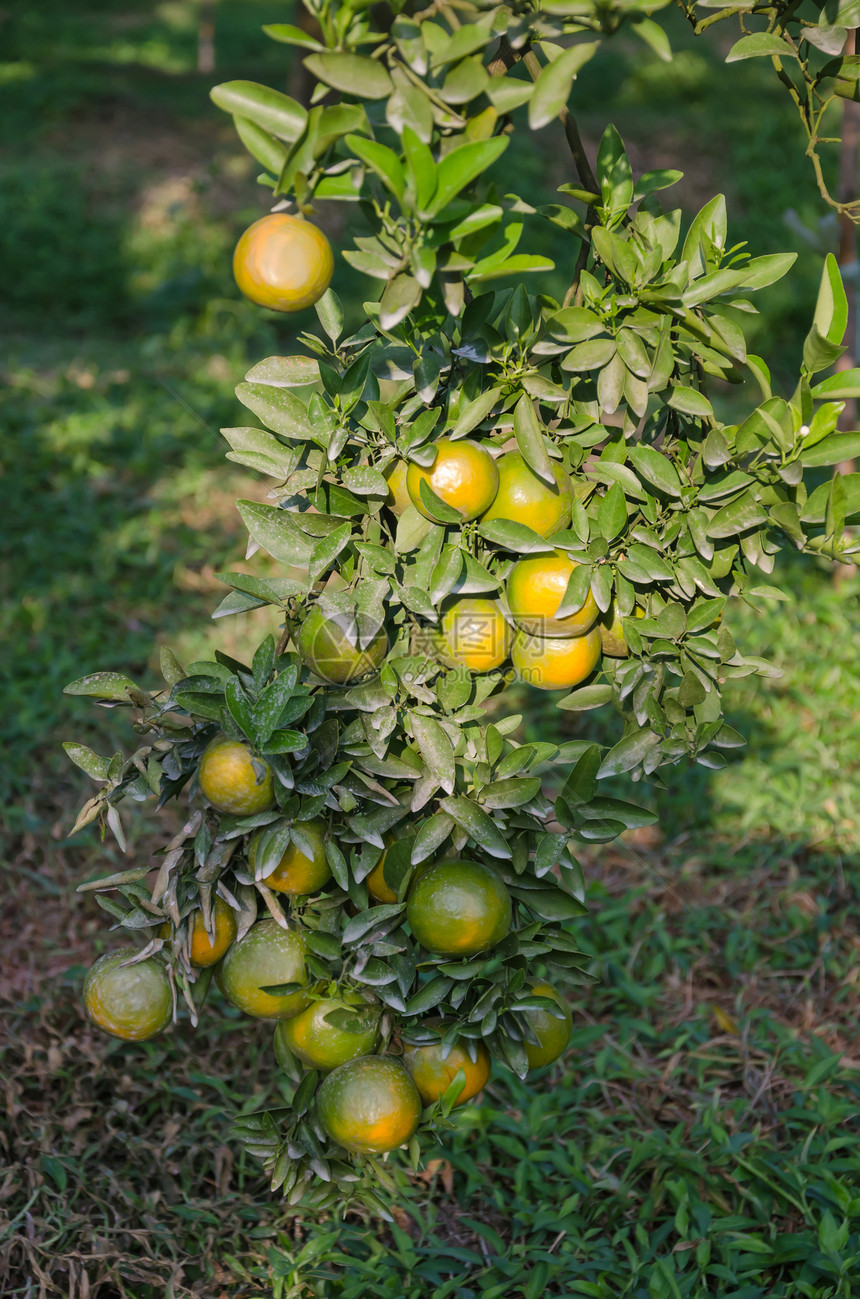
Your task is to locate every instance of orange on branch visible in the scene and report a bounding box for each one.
[83,948,172,1042]
[216,918,309,1020]
[250,819,331,896]
[479,451,573,538]
[439,597,512,672]
[317,1055,422,1155]
[189,896,238,968]
[511,625,601,691]
[407,860,511,956]
[402,1035,491,1106]
[297,606,387,685]
[506,552,598,638]
[406,439,499,522]
[198,735,275,816]
[518,982,572,1070]
[383,459,412,517]
[233,213,333,313]
[275,997,380,1071]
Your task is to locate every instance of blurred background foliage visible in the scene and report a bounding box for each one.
[3,2,860,1296]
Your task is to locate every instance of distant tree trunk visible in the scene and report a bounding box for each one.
[835,29,858,582]
[198,0,216,74]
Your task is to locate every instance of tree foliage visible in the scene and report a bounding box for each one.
[64,0,860,1215]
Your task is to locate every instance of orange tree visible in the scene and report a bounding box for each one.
[64,0,860,1218]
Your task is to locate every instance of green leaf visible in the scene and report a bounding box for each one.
[235,383,315,441]
[628,445,683,497]
[558,683,614,711]
[63,672,138,702]
[262,23,323,50]
[812,252,849,347]
[426,138,509,217]
[597,483,627,540]
[800,473,860,523]
[63,742,110,780]
[811,368,860,400]
[345,134,406,201]
[477,519,554,553]
[244,355,320,387]
[632,17,672,62]
[233,116,288,175]
[379,274,422,331]
[598,729,660,777]
[210,81,307,142]
[439,797,512,859]
[308,522,352,585]
[727,32,794,61]
[706,492,768,539]
[668,386,713,418]
[513,394,554,486]
[409,712,456,795]
[597,125,633,221]
[412,812,455,864]
[303,52,393,100]
[479,777,542,809]
[236,501,314,565]
[528,42,599,131]
[800,431,860,466]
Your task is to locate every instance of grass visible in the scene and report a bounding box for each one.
[2,2,860,1296]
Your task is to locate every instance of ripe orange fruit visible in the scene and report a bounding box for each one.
[297,607,387,684]
[317,1055,423,1154]
[249,820,331,896]
[189,896,238,968]
[383,459,412,517]
[406,439,499,522]
[233,213,333,313]
[506,552,598,638]
[274,996,380,1071]
[480,451,573,538]
[198,735,275,816]
[439,597,512,672]
[599,602,645,657]
[83,948,172,1042]
[511,625,601,690]
[216,918,309,1020]
[518,982,572,1070]
[402,1035,491,1106]
[407,860,512,956]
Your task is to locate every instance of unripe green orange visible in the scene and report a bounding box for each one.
[518,982,572,1070]
[402,1036,491,1106]
[216,918,309,1020]
[407,860,512,956]
[198,735,275,816]
[275,997,380,1071]
[297,607,387,684]
[317,1055,423,1154]
[84,948,172,1042]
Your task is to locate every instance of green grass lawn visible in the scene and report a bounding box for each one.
[2,3,860,1296]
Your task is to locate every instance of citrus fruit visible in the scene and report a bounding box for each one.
[511,625,601,690]
[250,820,331,896]
[216,918,309,1019]
[297,606,387,684]
[317,1055,423,1154]
[599,602,645,657]
[407,860,512,956]
[275,997,380,1071]
[383,459,412,517]
[479,451,573,537]
[518,982,572,1070]
[439,597,512,672]
[366,852,398,904]
[189,896,238,968]
[506,552,598,638]
[233,213,334,313]
[406,439,499,522]
[198,735,275,816]
[402,1035,491,1106]
[83,948,172,1042]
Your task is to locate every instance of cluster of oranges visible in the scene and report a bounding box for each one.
[84,735,573,1155]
